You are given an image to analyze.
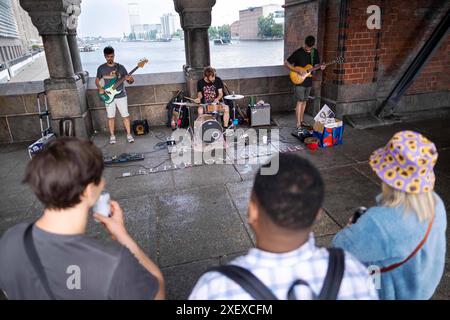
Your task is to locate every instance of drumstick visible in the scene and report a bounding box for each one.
[184,97,198,102]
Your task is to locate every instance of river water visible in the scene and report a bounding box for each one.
[80,39,284,75]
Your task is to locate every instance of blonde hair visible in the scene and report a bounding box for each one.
[380,183,435,222]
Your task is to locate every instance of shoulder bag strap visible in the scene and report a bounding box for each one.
[378,214,435,273]
[23,223,56,300]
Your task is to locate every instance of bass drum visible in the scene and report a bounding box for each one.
[194,114,223,143]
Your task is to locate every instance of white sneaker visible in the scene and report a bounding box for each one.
[109,135,116,144]
[127,134,134,143]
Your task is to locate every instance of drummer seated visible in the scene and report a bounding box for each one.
[194,66,230,128]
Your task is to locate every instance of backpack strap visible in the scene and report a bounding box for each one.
[206,247,345,300]
[23,223,56,300]
[287,279,317,300]
[318,248,345,300]
[286,248,345,300]
[207,265,278,300]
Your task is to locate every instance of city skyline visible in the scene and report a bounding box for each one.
[79,0,284,38]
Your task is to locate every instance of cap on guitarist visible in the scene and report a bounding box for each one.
[96,46,135,144]
[284,36,326,130]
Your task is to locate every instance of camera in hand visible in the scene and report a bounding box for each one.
[351,206,367,224]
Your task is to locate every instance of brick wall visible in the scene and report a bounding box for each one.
[287,0,450,116]
[284,0,319,59]
[407,35,450,94]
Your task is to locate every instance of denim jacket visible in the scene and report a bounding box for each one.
[332,193,447,300]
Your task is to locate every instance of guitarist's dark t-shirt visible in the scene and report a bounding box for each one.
[287,48,320,87]
[96,63,129,98]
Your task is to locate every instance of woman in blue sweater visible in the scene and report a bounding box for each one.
[333,130,447,300]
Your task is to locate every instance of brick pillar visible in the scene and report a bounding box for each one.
[284,0,327,115]
[319,0,450,117]
[20,0,92,138]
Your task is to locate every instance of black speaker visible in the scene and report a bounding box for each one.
[132,119,150,136]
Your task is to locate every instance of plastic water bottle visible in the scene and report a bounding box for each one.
[93,192,111,221]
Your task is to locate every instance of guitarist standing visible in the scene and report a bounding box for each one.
[96,46,135,144]
[284,36,326,130]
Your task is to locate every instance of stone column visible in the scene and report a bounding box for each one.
[20,0,92,138]
[67,28,88,82]
[174,0,216,97]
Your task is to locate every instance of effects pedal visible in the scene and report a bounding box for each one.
[104,153,145,165]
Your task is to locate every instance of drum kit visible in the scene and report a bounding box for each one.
[173,93,246,145]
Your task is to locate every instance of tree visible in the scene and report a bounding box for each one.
[208,25,230,40]
[208,26,218,39]
[258,13,284,39]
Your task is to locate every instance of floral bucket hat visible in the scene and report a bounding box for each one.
[369,131,438,194]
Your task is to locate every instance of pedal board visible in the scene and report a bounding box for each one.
[291,128,312,143]
[104,153,145,165]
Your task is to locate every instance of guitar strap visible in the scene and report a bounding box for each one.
[114,63,121,78]
[310,48,316,66]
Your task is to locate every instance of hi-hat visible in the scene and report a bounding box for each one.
[224,94,245,100]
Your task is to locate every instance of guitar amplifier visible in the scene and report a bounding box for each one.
[247,103,271,127]
[132,119,149,136]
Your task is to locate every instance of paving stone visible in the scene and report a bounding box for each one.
[314,234,335,248]
[337,129,387,163]
[173,163,242,190]
[435,272,450,300]
[296,146,356,170]
[321,166,379,227]
[219,251,247,265]
[158,185,253,267]
[0,177,37,213]
[162,258,219,300]
[225,180,255,244]
[313,212,341,237]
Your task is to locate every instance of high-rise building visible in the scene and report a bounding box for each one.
[128,2,142,35]
[0,0,23,65]
[238,4,284,40]
[160,13,180,39]
[11,0,41,49]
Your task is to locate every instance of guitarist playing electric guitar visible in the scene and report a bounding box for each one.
[284,36,326,130]
[96,46,141,144]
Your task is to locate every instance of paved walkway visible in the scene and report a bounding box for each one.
[9,55,49,83]
[0,111,449,299]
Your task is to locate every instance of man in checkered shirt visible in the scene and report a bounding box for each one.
[189,154,378,300]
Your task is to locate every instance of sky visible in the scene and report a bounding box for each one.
[78,0,284,38]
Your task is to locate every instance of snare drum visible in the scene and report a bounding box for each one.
[194,114,223,143]
[205,103,225,114]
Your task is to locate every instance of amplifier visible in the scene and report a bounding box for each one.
[132,119,149,136]
[247,103,271,127]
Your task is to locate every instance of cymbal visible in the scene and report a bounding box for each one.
[224,94,245,100]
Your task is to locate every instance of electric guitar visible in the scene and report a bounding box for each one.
[99,58,149,105]
[289,56,344,85]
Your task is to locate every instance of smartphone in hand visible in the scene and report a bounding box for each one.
[351,207,367,224]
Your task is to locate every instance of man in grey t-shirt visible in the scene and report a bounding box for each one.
[0,138,164,300]
[96,46,135,144]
